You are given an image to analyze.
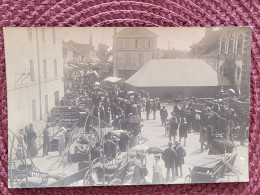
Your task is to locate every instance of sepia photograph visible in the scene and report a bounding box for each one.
[4,27,251,188]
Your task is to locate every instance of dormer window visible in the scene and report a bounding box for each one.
[220,38,226,54]
[228,37,234,54]
[237,34,243,55]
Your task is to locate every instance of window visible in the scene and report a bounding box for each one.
[145,39,151,49]
[117,52,126,65]
[135,39,138,48]
[43,59,47,79]
[28,28,32,41]
[42,28,45,43]
[119,39,123,49]
[237,35,243,55]
[44,95,48,114]
[32,99,36,121]
[54,59,57,77]
[52,28,56,44]
[220,39,226,54]
[228,37,234,54]
[131,52,139,65]
[54,91,59,106]
[137,40,141,49]
[30,59,35,81]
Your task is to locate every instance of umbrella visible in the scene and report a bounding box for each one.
[95,82,100,86]
[125,115,144,124]
[104,76,123,83]
[111,130,127,136]
[127,91,135,95]
[131,144,149,152]
[146,147,163,154]
[228,89,235,94]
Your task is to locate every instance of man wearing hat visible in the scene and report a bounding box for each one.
[173,141,186,177]
[162,142,177,182]
[169,113,178,142]
[160,106,168,126]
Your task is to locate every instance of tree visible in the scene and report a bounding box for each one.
[96,43,113,63]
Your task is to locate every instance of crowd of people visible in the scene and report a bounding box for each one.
[14,66,249,185]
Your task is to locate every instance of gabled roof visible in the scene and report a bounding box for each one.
[125,59,230,87]
[114,27,158,38]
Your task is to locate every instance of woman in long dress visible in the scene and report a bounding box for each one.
[132,153,143,185]
[152,154,164,184]
[26,124,38,157]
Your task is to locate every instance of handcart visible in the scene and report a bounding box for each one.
[184,153,237,183]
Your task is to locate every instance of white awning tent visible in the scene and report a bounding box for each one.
[104,76,123,83]
[125,59,230,87]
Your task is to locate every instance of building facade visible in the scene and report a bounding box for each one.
[63,39,96,68]
[190,27,251,95]
[217,28,251,95]
[4,27,64,133]
[113,28,158,79]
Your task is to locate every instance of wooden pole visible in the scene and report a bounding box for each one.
[21,138,28,187]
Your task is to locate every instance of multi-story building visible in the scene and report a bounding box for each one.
[113,28,158,79]
[4,27,64,133]
[190,27,251,95]
[63,34,96,68]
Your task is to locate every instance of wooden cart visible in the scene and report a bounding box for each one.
[184,153,237,183]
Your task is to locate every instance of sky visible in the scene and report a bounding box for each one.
[56,27,206,51]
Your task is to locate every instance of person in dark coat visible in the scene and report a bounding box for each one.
[26,123,38,157]
[93,105,99,126]
[206,125,214,148]
[104,135,117,158]
[173,141,186,177]
[218,116,228,139]
[156,98,161,111]
[42,124,50,156]
[99,105,106,128]
[169,113,178,141]
[179,118,188,146]
[118,132,131,152]
[160,106,168,126]
[145,99,151,120]
[186,110,192,133]
[162,142,177,181]
[91,143,101,161]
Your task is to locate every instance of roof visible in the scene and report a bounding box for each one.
[125,59,230,87]
[63,40,94,56]
[114,27,158,38]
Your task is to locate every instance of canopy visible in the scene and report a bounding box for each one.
[104,76,123,83]
[125,59,230,87]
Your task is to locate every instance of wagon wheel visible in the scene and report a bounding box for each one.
[83,170,96,186]
[109,178,122,186]
[184,174,191,183]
